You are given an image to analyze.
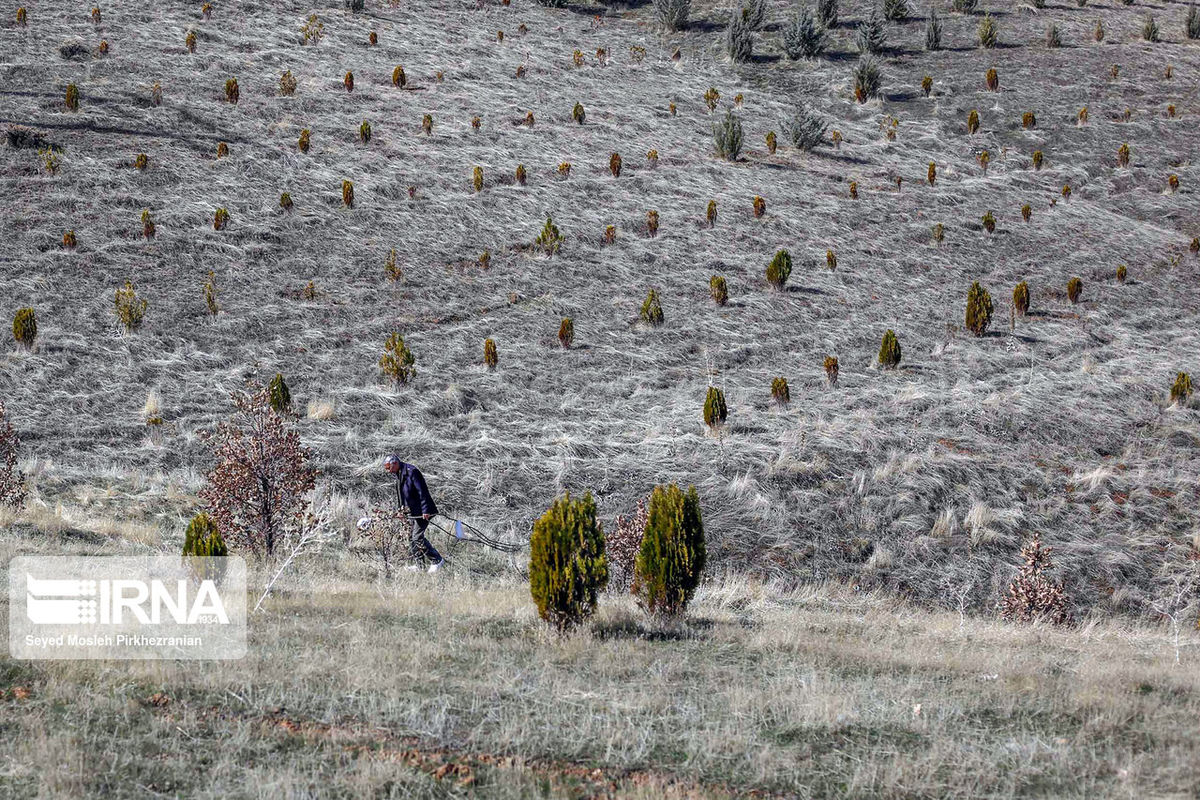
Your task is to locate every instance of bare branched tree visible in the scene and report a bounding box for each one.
[199,384,316,559]
[353,506,412,578]
[609,498,649,592]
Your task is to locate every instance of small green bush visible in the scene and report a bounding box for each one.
[703,386,727,428]
[978,14,998,47]
[535,215,562,256]
[558,317,574,348]
[641,289,664,326]
[483,338,498,369]
[771,377,790,405]
[204,270,219,316]
[884,0,908,21]
[781,105,826,150]
[12,307,36,349]
[818,0,838,27]
[926,7,942,49]
[964,282,994,336]
[1067,277,1083,304]
[879,329,901,369]
[1013,281,1030,316]
[1171,372,1192,405]
[379,333,415,384]
[766,249,793,290]
[529,492,608,632]
[782,8,827,59]
[1142,15,1160,41]
[572,102,586,124]
[824,355,839,386]
[857,5,887,54]
[268,373,291,414]
[726,12,754,62]
[853,56,882,102]
[183,512,228,557]
[114,280,147,333]
[710,275,728,305]
[713,109,743,160]
[1188,3,1199,39]
[632,484,706,616]
[652,0,691,31]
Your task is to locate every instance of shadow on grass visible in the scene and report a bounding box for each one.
[591,615,715,642]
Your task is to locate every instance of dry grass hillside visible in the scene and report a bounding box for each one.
[3,1,1200,794]
[3,0,1200,611]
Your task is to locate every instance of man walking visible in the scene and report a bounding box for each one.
[384,454,444,573]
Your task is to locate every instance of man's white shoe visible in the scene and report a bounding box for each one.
[427,560,443,574]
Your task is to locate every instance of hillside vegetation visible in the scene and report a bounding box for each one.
[2,0,1200,620]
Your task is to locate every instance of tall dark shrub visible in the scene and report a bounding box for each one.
[633,484,706,616]
[964,281,994,336]
[529,492,609,632]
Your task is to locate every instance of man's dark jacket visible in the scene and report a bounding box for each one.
[395,462,438,517]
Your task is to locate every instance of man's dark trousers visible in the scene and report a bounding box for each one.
[411,518,442,564]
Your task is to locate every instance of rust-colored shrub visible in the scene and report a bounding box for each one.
[999,533,1073,625]
[198,385,316,559]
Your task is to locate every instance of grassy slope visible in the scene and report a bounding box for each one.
[2,0,1200,653]
[1,555,1199,799]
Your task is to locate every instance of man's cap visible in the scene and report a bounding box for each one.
[384,454,401,469]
